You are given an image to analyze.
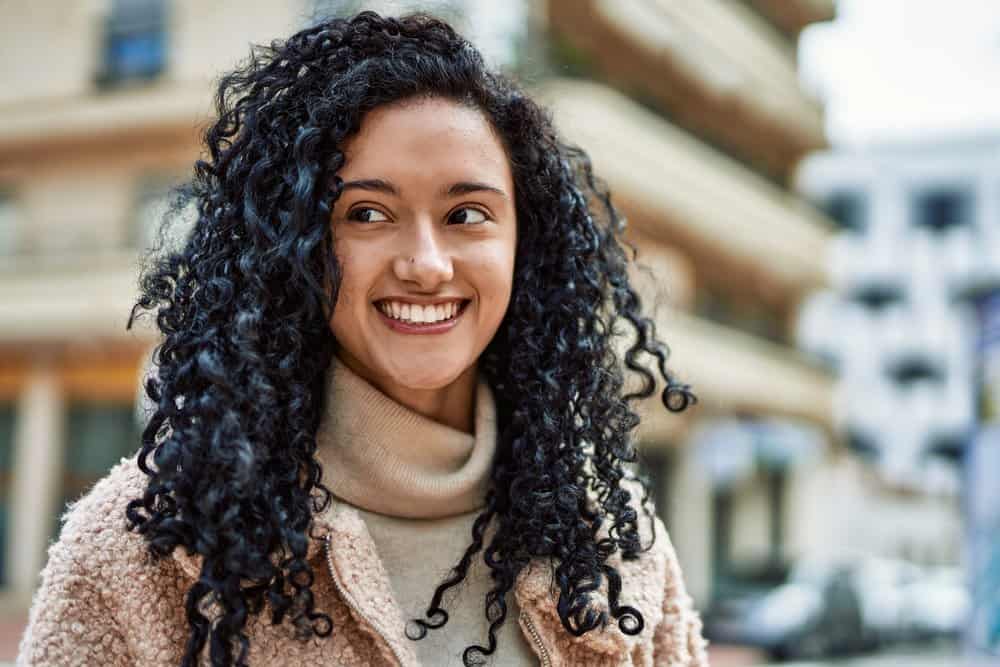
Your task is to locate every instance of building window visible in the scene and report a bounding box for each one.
[0,404,14,586]
[132,179,173,251]
[846,428,880,464]
[886,356,944,386]
[849,283,904,312]
[925,433,966,466]
[913,188,972,232]
[823,190,866,233]
[311,0,364,19]
[711,484,733,593]
[131,175,195,252]
[55,403,140,539]
[638,447,675,531]
[97,0,168,88]
[694,286,787,344]
[709,470,790,605]
[0,189,19,257]
[763,466,786,570]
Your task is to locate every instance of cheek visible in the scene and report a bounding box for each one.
[469,241,516,319]
[329,244,375,326]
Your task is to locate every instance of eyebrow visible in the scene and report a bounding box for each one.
[340,178,509,200]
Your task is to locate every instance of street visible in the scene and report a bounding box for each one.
[758,642,990,667]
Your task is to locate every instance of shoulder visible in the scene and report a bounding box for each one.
[611,473,672,595]
[18,454,158,666]
[60,455,147,546]
[617,473,711,663]
[37,450,192,619]
[40,451,161,601]
[518,471,709,664]
[574,472,685,619]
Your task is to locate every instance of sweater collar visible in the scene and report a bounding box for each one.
[170,357,499,584]
[312,354,497,519]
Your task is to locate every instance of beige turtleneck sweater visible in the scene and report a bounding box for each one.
[315,355,537,667]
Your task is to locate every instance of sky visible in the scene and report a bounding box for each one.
[798,0,1000,146]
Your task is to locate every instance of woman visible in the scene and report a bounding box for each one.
[18,9,707,667]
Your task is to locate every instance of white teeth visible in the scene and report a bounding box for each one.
[378,300,464,324]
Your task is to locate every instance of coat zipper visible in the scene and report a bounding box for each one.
[518,609,552,667]
[325,534,405,667]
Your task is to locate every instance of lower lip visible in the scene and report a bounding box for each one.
[375,301,468,335]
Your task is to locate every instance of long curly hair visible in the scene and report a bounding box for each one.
[125,9,696,667]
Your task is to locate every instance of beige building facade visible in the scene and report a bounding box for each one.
[540,0,840,606]
[0,0,841,640]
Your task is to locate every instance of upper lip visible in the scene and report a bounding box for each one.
[373,296,470,305]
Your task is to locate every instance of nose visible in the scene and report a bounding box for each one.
[393,221,454,289]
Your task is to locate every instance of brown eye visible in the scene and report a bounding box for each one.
[447,207,488,225]
[347,207,389,223]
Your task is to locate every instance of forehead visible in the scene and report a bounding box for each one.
[339,97,512,189]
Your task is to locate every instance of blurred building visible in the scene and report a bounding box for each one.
[797,136,1000,653]
[798,137,1000,487]
[537,0,843,615]
[0,0,840,655]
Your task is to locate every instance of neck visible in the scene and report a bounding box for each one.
[333,350,478,434]
[316,353,497,518]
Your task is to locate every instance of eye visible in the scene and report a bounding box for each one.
[346,207,390,224]
[447,207,489,225]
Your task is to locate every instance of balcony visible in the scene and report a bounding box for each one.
[0,81,210,156]
[546,0,828,179]
[0,250,155,344]
[748,0,836,36]
[533,78,834,308]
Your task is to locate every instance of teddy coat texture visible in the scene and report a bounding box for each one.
[17,454,709,666]
[17,357,710,665]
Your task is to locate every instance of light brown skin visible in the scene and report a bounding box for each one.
[329,97,518,434]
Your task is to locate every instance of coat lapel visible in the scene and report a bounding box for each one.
[316,499,420,667]
[170,499,419,666]
[513,558,630,665]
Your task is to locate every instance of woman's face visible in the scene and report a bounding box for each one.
[328,96,517,391]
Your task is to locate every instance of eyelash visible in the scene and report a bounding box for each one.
[345,206,490,225]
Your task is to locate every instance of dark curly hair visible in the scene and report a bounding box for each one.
[125,9,697,667]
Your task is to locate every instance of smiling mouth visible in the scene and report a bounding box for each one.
[373,299,470,325]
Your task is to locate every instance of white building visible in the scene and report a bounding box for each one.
[796,135,1000,492]
[789,136,1000,570]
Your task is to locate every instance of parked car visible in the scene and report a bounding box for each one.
[851,556,922,645]
[707,555,971,659]
[706,556,876,660]
[899,565,971,639]
[853,558,971,643]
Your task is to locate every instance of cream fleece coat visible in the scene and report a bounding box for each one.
[17,358,710,665]
[17,454,709,666]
